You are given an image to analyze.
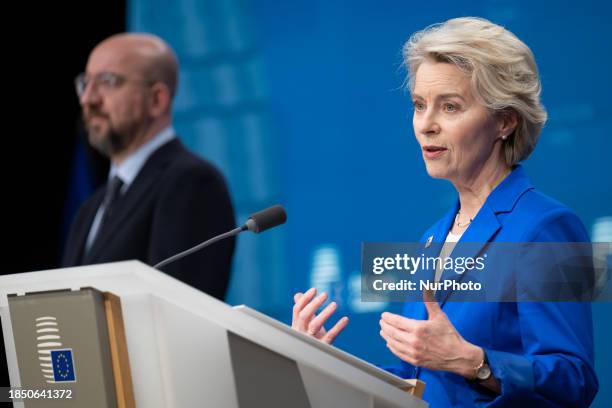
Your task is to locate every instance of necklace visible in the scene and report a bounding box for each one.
[455,210,473,228]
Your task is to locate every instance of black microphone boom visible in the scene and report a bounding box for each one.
[154,205,287,270]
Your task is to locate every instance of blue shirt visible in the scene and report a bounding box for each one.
[85,126,175,251]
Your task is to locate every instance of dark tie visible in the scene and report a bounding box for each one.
[83,176,124,259]
[99,176,124,229]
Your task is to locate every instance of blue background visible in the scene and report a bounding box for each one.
[128,0,611,405]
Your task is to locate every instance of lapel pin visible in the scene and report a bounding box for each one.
[425,235,433,248]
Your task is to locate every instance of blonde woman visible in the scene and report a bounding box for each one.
[292,17,598,407]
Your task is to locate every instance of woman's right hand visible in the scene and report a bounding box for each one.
[291,287,349,344]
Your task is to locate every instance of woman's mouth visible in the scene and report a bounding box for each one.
[422,145,448,159]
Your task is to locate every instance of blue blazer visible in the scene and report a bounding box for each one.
[385,166,598,407]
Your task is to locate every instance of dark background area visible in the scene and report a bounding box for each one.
[2,0,126,387]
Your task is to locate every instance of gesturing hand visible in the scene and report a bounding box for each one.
[291,287,349,344]
[379,290,483,378]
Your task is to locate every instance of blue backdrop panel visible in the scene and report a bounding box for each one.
[129,1,612,405]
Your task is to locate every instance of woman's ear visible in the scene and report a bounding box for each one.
[498,110,518,140]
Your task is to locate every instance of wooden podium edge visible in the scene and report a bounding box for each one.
[104,292,136,408]
[403,378,426,399]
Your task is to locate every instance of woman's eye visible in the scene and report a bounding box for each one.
[443,103,458,112]
[413,101,425,111]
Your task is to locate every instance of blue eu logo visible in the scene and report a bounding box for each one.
[50,349,76,382]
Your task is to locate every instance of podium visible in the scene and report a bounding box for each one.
[0,261,427,407]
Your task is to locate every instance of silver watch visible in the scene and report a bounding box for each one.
[475,358,492,381]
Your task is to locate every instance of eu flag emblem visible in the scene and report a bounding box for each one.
[51,349,76,382]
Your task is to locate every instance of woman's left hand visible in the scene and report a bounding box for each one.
[379,291,483,379]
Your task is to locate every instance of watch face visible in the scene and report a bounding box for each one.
[477,364,492,380]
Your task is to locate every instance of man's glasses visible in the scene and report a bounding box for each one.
[74,72,154,97]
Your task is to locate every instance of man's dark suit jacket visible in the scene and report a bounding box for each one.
[62,138,235,300]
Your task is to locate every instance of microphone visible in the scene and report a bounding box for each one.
[244,204,287,233]
[153,205,287,270]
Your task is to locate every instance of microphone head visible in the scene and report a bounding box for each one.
[245,205,287,233]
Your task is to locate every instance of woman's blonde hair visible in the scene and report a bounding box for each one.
[403,17,547,166]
